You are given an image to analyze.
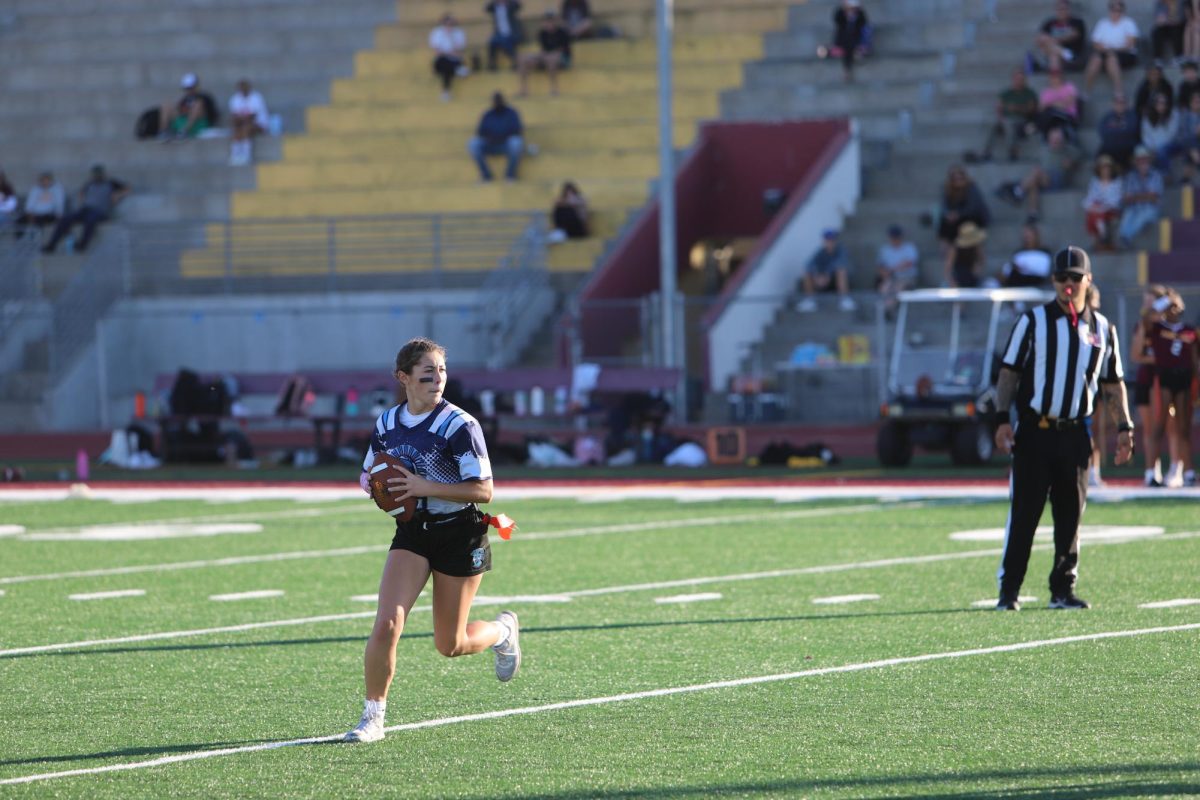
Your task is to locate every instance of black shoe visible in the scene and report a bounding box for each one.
[995,595,1021,611]
[1049,593,1091,609]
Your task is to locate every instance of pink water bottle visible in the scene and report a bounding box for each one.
[75,448,89,481]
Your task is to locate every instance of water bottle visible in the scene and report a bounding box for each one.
[512,390,528,417]
[75,448,89,481]
[529,386,545,416]
[553,386,569,415]
[479,389,496,417]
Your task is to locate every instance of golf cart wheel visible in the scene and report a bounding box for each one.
[877,421,914,467]
[950,422,994,466]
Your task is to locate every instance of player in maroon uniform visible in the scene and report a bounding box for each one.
[1130,284,1177,486]
[1147,289,1199,487]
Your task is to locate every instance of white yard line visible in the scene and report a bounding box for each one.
[208,590,285,602]
[0,504,893,586]
[2,622,1197,787]
[68,590,146,601]
[654,593,723,604]
[812,594,880,605]
[6,532,1200,659]
[1139,599,1200,609]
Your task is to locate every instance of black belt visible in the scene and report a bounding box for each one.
[411,505,478,530]
[1021,414,1085,430]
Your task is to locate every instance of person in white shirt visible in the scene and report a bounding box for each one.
[1085,0,1141,94]
[875,224,919,317]
[17,171,66,232]
[430,14,468,101]
[228,79,269,166]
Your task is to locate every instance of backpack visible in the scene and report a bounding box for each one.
[135,107,160,139]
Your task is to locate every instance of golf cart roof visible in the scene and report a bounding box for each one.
[896,288,1055,304]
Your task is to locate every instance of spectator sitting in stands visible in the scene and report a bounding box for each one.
[1082,154,1124,249]
[1135,60,1175,119]
[486,0,523,72]
[40,164,129,254]
[1117,146,1164,249]
[1142,91,1181,174]
[518,11,571,96]
[945,221,986,288]
[1177,90,1200,182]
[971,68,1040,162]
[1004,126,1083,217]
[468,91,524,182]
[1178,59,1200,109]
[430,14,469,102]
[936,164,991,254]
[875,224,919,318]
[1097,92,1140,167]
[0,171,17,226]
[561,0,593,40]
[1084,0,1140,96]
[1035,67,1081,139]
[821,0,871,83]
[158,73,219,140]
[548,181,589,242]
[16,171,66,235]
[999,222,1053,287]
[228,79,269,166]
[1031,0,1088,73]
[797,228,855,312]
[1153,0,1187,61]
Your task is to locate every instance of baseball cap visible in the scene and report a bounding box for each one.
[1053,245,1091,276]
[887,224,904,238]
[1134,145,1152,159]
[822,228,839,240]
[180,73,198,89]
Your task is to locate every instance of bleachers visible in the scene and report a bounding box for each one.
[181,2,792,277]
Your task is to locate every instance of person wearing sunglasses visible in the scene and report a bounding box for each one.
[991,246,1135,612]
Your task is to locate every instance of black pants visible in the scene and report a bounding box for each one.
[433,55,461,90]
[999,419,1090,598]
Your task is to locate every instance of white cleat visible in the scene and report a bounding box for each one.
[493,610,521,682]
[342,710,385,743]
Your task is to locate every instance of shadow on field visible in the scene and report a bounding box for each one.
[1,607,981,660]
[0,739,275,768]
[497,762,1200,799]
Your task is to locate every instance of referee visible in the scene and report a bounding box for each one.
[992,246,1135,611]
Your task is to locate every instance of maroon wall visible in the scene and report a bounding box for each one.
[567,120,850,362]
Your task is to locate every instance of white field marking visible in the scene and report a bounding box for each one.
[812,593,880,605]
[23,523,263,542]
[208,590,285,602]
[473,594,573,604]
[4,622,1200,787]
[69,589,147,601]
[971,596,1038,608]
[350,594,379,602]
[0,524,25,537]
[949,525,1164,543]
[0,503,891,586]
[654,592,723,604]
[6,531,1200,659]
[1139,598,1200,609]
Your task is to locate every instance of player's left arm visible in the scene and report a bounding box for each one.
[390,468,493,504]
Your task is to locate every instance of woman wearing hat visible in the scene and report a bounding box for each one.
[1082,154,1123,250]
[945,221,986,288]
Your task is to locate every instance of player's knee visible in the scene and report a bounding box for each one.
[434,632,469,658]
[371,613,405,644]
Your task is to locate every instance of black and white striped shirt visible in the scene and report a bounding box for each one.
[1000,300,1123,420]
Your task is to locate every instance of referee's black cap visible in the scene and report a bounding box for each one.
[1053,246,1091,276]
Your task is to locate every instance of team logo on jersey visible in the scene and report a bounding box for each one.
[470,547,487,569]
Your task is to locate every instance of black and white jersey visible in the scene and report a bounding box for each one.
[1000,300,1124,420]
[363,400,491,515]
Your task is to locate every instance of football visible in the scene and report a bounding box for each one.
[367,452,417,522]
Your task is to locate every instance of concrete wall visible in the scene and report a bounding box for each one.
[66,289,488,430]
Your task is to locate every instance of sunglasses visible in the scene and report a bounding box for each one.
[1053,272,1086,283]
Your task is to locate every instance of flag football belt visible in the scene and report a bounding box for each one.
[1022,413,1085,430]
[412,506,518,540]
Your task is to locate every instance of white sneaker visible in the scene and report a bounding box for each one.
[1088,466,1104,488]
[797,297,817,313]
[493,610,521,682]
[839,295,857,312]
[342,709,385,743]
[1166,462,1185,489]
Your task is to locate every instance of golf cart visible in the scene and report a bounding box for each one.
[877,287,1054,467]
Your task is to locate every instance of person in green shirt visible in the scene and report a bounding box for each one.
[980,69,1041,162]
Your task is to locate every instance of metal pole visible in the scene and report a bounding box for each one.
[656,0,677,371]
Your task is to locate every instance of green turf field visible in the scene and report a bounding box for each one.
[1,492,1198,798]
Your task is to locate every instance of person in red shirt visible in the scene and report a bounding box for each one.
[1130,284,1178,485]
[1147,288,1199,486]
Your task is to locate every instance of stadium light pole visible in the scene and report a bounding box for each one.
[655,0,678,375]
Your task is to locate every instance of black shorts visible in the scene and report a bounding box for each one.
[1134,365,1157,406]
[1159,367,1196,395]
[390,506,492,577]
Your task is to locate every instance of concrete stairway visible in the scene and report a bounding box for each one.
[708,0,1177,424]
